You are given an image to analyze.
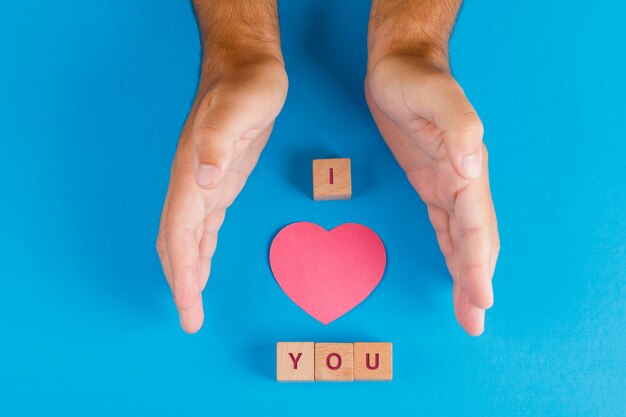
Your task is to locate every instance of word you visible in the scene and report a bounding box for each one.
[276,342,392,382]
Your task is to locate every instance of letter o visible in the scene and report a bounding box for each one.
[326,353,342,370]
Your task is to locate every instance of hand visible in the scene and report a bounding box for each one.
[157,58,288,333]
[366,54,499,335]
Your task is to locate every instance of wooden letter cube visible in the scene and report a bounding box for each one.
[312,158,352,201]
[276,342,315,382]
[314,343,354,381]
[353,342,393,381]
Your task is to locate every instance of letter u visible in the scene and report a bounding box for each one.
[365,353,379,370]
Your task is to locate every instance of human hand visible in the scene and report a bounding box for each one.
[156,56,287,333]
[366,35,499,335]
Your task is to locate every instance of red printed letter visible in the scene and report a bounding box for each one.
[326,353,342,370]
[365,353,379,370]
[288,352,302,369]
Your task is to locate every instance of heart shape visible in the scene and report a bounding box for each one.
[269,222,386,325]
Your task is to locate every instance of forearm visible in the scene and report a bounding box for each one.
[192,0,284,80]
[368,0,462,70]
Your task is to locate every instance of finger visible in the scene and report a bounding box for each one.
[157,192,173,291]
[198,209,226,291]
[490,205,500,279]
[455,151,494,309]
[192,96,268,190]
[157,236,173,291]
[446,214,462,282]
[166,228,204,333]
[179,293,204,334]
[198,235,215,292]
[427,205,454,257]
[403,71,484,179]
[453,282,485,336]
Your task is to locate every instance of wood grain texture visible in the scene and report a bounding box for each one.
[312,158,352,201]
[314,343,354,381]
[353,342,393,381]
[276,342,315,382]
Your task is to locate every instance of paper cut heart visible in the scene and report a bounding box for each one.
[269,222,386,325]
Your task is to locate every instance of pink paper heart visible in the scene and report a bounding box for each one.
[269,222,386,325]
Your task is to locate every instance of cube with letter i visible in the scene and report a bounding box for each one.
[312,158,352,201]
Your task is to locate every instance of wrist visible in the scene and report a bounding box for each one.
[200,26,284,71]
[199,45,285,89]
[368,37,449,74]
[194,0,284,83]
[194,52,288,118]
[367,0,461,72]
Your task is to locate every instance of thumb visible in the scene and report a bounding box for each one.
[441,110,484,180]
[405,72,485,180]
[430,77,484,180]
[191,97,257,190]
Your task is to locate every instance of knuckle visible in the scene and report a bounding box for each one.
[460,227,483,238]
[193,130,232,160]
[156,236,166,257]
[461,263,489,277]
[194,123,230,141]
[205,209,226,232]
[452,111,484,138]
[175,296,195,311]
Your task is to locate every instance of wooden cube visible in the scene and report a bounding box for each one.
[353,342,392,381]
[314,343,354,381]
[276,342,315,382]
[312,158,352,201]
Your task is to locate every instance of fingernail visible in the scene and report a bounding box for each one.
[195,164,220,188]
[461,153,482,179]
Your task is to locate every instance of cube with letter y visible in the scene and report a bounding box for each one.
[276,342,315,382]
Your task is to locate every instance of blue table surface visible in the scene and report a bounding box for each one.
[1,1,625,416]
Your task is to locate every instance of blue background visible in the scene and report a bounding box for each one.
[1,0,625,415]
